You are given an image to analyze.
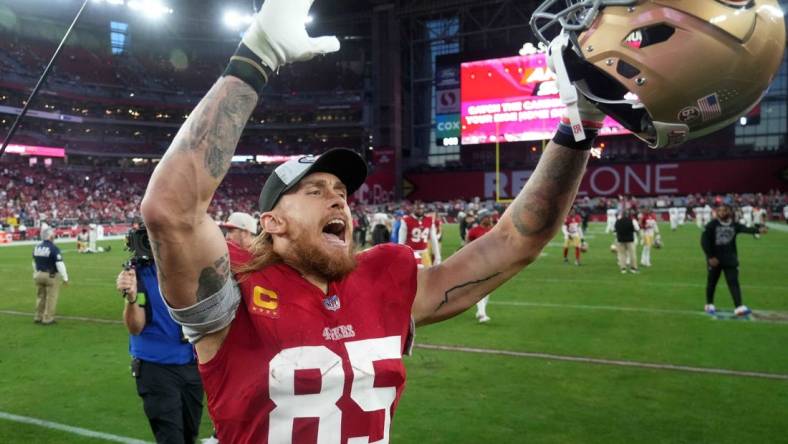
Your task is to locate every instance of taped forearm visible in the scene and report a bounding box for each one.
[166,277,241,343]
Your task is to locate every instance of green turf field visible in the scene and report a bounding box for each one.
[1,222,787,443]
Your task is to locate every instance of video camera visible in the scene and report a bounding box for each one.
[124,223,153,270]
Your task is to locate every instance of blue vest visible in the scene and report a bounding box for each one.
[129,264,195,365]
[33,240,61,273]
[391,219,401,243]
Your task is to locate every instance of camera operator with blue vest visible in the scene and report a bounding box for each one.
[116,224,204,444]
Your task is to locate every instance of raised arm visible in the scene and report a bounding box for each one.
[140,0,339,312]
[412,141,590,324]
[141,77,257,309]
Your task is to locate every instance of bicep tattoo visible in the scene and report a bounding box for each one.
[196,254,231,302]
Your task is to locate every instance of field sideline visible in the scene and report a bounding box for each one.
[1,222,787,443]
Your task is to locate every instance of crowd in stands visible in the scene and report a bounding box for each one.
[0,162,262,229]
[3,161,787,239]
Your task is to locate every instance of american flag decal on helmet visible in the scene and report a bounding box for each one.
[697,94,722,121]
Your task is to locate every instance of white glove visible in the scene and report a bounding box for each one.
[547,32,605,141]
[242,0,340,71]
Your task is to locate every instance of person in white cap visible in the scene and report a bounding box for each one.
[140,0,603,441]
[220,212,258,250]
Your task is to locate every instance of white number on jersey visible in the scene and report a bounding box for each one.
[409,227,429,245]
[268,336,402,444]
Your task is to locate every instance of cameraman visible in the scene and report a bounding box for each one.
[116,225,204,444]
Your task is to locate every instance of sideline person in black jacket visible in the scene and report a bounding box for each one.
[701,204,767,316]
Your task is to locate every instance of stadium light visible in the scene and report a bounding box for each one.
[92,0,173,17]
[740,116,748,126]
[127,0,173,18]
[223,10,254,31]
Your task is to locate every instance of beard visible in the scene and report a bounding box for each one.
[288,232,357,282]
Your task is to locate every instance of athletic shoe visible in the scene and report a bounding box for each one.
[620,269,627,274]
[563,258,569,264]
[734,305,752,317]
[629,268,639,274]
[477,315,491,323]
[704,304,716,315]
[575,260,581,266]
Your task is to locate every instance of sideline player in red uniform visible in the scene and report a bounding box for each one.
[398,203,441,268]
[141,0,603,442]
[466,210,494,323]
[562,207,584,266]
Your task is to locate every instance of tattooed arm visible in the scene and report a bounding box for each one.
[412,142,589,325]
[140,76,256,309]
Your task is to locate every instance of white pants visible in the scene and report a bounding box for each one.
[606,218,616,233]
[476,295,489,317]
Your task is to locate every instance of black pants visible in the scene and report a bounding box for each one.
[706,265,743,307]
[135,360,204,444]
[354,228,367,247]
[371,225,390,245]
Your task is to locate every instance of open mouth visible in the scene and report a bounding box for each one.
[321,218,347,245]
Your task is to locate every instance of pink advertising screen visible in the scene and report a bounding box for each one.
[461,54,628,144]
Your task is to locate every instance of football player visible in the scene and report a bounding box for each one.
[668,206,679,231]
[752,205,767,227]
[693,204,706,229]
[466,210,494,323]
[740,202,754,227]
[139,0,784,441]
[639,208,659,267]
[562,207,584,266]
[398,203,441,268]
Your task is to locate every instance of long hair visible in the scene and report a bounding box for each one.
[234,232,283,278]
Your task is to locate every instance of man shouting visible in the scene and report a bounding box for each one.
[141,0,596,442]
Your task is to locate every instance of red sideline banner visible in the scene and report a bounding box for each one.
[404,157,788,201]
[355,149,396,205]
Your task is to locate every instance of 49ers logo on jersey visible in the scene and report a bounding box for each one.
[251,286,280,318]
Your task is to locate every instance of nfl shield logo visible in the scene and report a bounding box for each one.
[323,295,341,312]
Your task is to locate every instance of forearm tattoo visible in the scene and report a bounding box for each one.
[511,147,589,238]
[168,77,258,181]
[196,254,231,302]
[437,272,501,311]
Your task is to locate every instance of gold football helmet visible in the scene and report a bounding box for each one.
[531,0,786,148]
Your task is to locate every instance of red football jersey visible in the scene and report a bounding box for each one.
[202,242,417,444]
[401,215,434,251]
[466,225,491,243]
[564,214,582,234]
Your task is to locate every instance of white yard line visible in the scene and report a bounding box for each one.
[415,343,788,381]
[0,310,122,324]
[0,411,151,444]
[766,222,788,233]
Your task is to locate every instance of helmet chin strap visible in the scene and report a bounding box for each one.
[548,32,586,142]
